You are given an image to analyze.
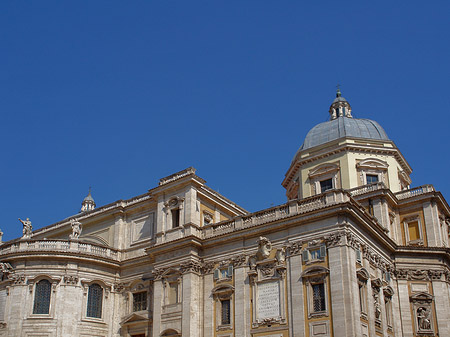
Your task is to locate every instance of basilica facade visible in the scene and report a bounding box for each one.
[0,91,449,337]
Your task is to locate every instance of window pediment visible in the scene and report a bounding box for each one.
[212,284,234,297]
[356,158,388,170]
[410,292,433,302]
[302,266,329,278]
[160,328,181,336]
[120,312,149,325]
[308,163,339,178]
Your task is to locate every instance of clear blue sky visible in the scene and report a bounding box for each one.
[1,1,449,241]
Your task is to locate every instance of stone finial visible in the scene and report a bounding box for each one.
[0,229,3,243]
[19,218,32,239]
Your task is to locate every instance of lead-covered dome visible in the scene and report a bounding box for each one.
[300,89,389,151]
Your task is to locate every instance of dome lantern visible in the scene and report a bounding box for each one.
[81,187,96,212]
[329,87,352,120]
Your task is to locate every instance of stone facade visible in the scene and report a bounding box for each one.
[0,93,449,337]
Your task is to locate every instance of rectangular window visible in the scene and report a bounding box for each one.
[359,282,367,314]
[366,174,379,184]
[33,280,52,315]
[133,291,147,312]
[312,283,326,312]
[408,221,420,241]
[221,299,231,325]
[310,248,321,260]
[320,179,333,193]
[87,283,103,318]
[168,282,178,304]
[172,209,180,228]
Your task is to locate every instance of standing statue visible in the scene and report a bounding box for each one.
[19,218,32,239]
[417,307,431,330]
[69,219,82,240]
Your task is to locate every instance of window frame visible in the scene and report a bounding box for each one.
[302,244,327,264]
[302,266,330,319]
[161,271,182,307]
[27,275,59,319]
[357,268,370,320]
[211,284,234,331]
[86,283,103,319]
[32,279,52,315]
[133,291,148,312]
[81,280,110,322]
[308,163,340,196]
[403,215,424,245]
[164,197,185,230]
[356,158,389,188]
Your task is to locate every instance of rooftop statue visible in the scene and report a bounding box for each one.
[19,218,32,239]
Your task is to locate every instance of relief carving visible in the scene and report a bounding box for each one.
[257,237,272,260]
[63,275,79,285]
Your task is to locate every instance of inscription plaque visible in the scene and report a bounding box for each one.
[257,280,280,320]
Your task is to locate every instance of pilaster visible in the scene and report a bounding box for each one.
[181,272,202,336]
[423,201,440,246]
[328,245,358,336]
[152,280,163,337]
[287,253,305,337]
[203,273,214,336]
[234,264,250,337]
[397,280,413,335]
[432,280,450,336]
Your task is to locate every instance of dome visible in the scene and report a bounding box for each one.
[300,116,390,151]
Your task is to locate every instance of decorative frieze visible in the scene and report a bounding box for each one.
[394,268,448,281]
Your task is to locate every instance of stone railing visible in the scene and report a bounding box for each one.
[348,182,386,197]
[0,240,119,260]
[202,190,350,239]
[395,185,435,200]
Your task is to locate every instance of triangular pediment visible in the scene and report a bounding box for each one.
[120,313,149,325]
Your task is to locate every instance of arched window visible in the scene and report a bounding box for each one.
[33,279,52,314]
[87,283,103,318]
